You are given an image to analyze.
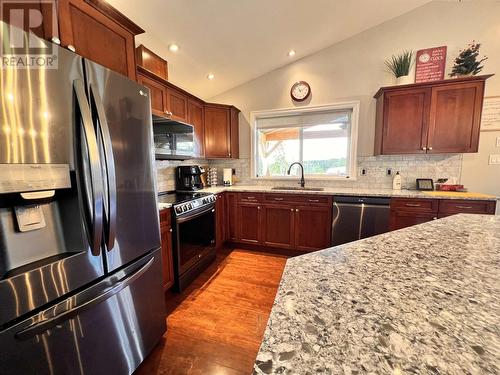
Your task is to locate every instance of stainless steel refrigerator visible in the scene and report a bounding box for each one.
[0,23,165,374]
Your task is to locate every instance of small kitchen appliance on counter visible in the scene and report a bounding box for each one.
[223,168,233,186]
[176,166,204,191]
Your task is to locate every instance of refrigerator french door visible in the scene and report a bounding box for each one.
[0,22,165,375]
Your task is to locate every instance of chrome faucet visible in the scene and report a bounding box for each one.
[287,162,305,188]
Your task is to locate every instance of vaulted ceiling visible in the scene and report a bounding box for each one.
[107,0,431,99]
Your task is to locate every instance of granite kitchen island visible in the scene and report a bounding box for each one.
[254,214,500,374]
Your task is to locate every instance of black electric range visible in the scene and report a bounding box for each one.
[158,191,217,291]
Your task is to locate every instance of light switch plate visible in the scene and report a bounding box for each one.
[489,154,500,165]
[496,137,500,147]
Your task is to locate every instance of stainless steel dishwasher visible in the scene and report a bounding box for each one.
[331,196,391,246]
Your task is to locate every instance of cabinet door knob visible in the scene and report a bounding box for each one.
[51,36,61,45]
[169,228,173,232]
[67,44,76,52]
[257,206,261,210]
[421,146,427,151]
[428,146,433,150]
[433,217,437,220]
[290,209,294,212]
[295,209,299,212]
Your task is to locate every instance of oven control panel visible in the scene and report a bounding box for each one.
[174,194,216,215]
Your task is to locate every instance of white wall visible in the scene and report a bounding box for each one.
[210,1,500,205]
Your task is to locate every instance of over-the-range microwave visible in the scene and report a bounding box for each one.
[153,117,194,160]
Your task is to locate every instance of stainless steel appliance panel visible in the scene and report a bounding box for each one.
[84,61,160,272]
[0,23,82,170]
[332,196,390,246]
[0,249,165,375]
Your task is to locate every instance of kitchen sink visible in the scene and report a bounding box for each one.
[272,186,325,191]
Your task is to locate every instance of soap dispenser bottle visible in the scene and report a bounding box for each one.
[393,171,402,190]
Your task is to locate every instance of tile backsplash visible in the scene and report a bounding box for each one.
[155,154,463,193]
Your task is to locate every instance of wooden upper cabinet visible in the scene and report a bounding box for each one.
[136,44,168,81]
[374,75,492,155]
[378,88,430,154]
[204,104,239,159]
[58,0,144,80]
[136,72,168,117]
[166,87,188,122]
[187,99,205,157]
[427,82,484,153]
[1,0,58,40]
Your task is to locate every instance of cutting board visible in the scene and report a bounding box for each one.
[422,191,497,199]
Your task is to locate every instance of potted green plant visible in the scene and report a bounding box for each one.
[449,41,487,77]
[385,50,414,85]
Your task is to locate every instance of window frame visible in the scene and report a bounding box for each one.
[250,101,360,180]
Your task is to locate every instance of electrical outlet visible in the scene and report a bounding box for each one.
[489,154,500,165]
[360,168,367,176]
[496,137,500,148]
[387,168,392,176]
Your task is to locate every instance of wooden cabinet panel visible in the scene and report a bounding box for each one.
[1,0,58,40]
[160,209,174,291]
[374,75,491,155]
[225,193,238,241]
[205,105,231,158]
[262,205,295,249]
[390,211,437,231]
[136,44,168,80]
[237,203,262,244]
[391,198,438,213]
[58,0,140,80]
[230,106,240,159]
[294,206,332,252]
[137,72,167,117]
[238,192,263,203]
[264,193,331,205]
[379,88,430,154]
[187,99,205,157]
[438,199,496,215]
[215,193,226,248]
[427,82,484,153]
[167,88,188,122]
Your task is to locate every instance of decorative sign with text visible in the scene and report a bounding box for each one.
[415,46,447,83]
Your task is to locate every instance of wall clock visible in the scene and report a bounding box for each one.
[290,81,311,102]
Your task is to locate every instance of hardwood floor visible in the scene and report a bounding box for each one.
[134,248,288,375]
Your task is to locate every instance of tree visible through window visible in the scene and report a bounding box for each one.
[254,105,357,178]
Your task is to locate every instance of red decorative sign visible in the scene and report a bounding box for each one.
[415,46,447,83]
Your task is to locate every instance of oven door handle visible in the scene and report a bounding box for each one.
[176,205,215,224]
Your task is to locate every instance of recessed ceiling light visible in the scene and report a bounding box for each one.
[168,44,180,52]
[288,49,296,57]
[207,73,215,80]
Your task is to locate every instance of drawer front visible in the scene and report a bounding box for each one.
[391,198,438,213]
[264,194,331,206]
[439,199,496,215]
[238,192,263,203]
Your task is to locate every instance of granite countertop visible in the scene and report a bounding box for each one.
[201,185,498,200]
[254,214,500,374]
[157,185,498,211]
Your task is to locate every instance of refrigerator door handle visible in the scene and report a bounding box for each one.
[90,84,117,251]
[15,255,155,340]
[74,79,104,256]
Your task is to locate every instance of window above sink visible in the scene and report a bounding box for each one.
[251,102,359,180]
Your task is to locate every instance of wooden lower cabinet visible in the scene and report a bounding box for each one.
[227,193,333,252]
[390,211,437,231]
[261,205,295,249]
[237,203,262,244]
[390,197,496,230]
[159,209,174,291]
[215,193,226,248]
[225,193,238,241]
[294,206,332,252]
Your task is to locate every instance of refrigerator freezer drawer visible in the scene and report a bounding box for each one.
[0,248,166,375]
